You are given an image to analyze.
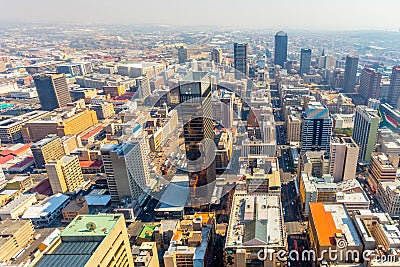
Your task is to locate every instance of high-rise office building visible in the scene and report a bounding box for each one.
[31,134,65,168]
[30,214,134,267]
[211,47,222,64]
[45,155,84,194]
[352,106,380,163]
[178,72,216,207]
[100,142,149,203]
[388,66,400,108]
[274,31,288,67]
[233,43,248,79]
[329,136,359,182]
[300,48,312,75]
[177,46,189,64]
[301,102,333,153]
[33,73,72,111]
[359,68,382,101]
[343,55,359,92]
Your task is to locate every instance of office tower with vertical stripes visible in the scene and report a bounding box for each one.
[388,66,400,108]
[352,106,379,163]
[301,102,333,153]
[359,67,382,101]
[33,73,72,111]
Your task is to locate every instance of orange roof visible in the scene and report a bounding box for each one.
[11,142,33,156]
[309,203,342,247]
[79,160,103,168]
[0,155,14,164]
[81,126,104,140]
[172,230,182,241]
[194,212,215,225]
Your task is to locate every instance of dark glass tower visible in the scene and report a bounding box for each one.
[178,72,216,207]
[300,48,312,75]
[274,31,288,67]
[343,55,359,92]
[233,43,248,79]
[33,73,71,111]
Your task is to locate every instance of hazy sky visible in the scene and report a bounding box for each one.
[2,0,400,30]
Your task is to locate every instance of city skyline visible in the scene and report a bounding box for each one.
[2,0,400,31]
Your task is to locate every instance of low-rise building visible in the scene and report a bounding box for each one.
[0,110,48,143]
[91,103,115,120]
[308,203,363,264]
[21,108,98,142]
[0,219,35,263]
[0,193,37,220]
[331,113,355,129]
[22,193,69,226]
[225,194,286,267]
[61,197,89,222]
[164,212,215,267]
[299,172,337,215]
[132,242,160,267]
[238,155,281,193]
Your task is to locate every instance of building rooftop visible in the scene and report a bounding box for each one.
[138,224,158,239]
[0,193,36,213]
[156,175,189,209]
[323,204,362,247]
[309,203,342,247]
[34,241,100,267]
[61,214,123,239]
[31,135,59,148]
[226,193,285,248]
[0,218,31,236]
[22,193,69,220]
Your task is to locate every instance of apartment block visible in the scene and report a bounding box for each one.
[31,135,65,168]
[45,155,84,194]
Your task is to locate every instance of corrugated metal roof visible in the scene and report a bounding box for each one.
[54,241,99,254]
[35,241,100,267]
[34,254,92,267]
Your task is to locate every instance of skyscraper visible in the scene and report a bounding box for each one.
[100,142,149,203]
[33,73,72,111]
[388,66,400,108]
[211,47,222,64]
[274,31,288,67]
[30,214,134,267]
[177,46,189,64]
[178,72,216,207]
[359,68,382,101]
[343,55,359,92]
[301,102,333,153]
[45,155,84,194]
[329,136,359,183]
[352,106,380,163]
[233,43,248,79]
[300,48,312,75]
